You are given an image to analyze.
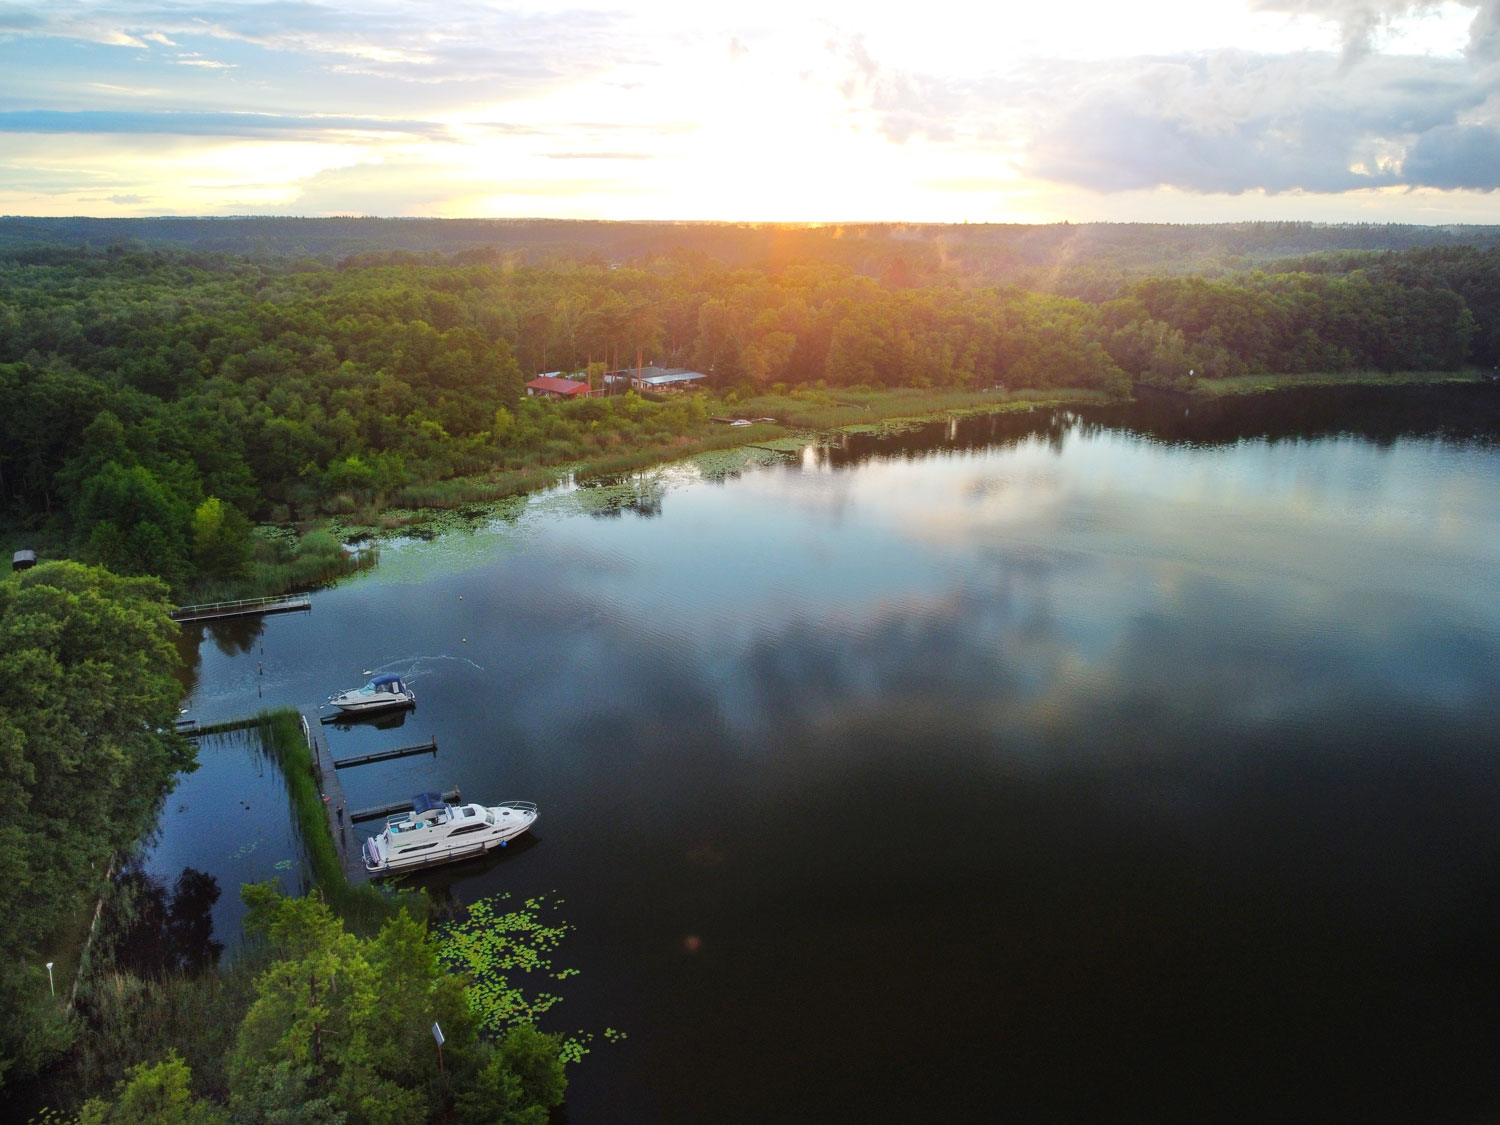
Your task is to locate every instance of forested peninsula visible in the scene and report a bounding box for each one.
[3,218,1499,1122]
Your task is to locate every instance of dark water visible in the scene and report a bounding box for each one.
[158,385,1500,1122]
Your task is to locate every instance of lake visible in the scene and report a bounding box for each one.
[158,384,1500,1121]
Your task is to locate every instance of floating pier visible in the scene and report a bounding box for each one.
[171,595,311,623]
[332,738,438,769]
[351,787,462,823]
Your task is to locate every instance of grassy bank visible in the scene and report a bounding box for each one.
[1191,368,1492,397]
[254,708,422,935]
[318,386,1113,540]
[730,385,1112,429]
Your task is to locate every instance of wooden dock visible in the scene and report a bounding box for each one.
[171,595,311,623]
[351,787,463,823]
[298,707,369,886]
[333,738,438,769]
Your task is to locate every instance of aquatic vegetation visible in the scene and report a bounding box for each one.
[435,892,574,1032]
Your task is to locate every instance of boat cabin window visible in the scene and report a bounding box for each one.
[463,808,476,817]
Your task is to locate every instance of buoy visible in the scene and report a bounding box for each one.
[501,840,507,847]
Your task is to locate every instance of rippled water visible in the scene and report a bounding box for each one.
[159,385,1500,1121]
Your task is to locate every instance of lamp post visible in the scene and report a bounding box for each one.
[432,1022,447,1093]
[45,961,54,998]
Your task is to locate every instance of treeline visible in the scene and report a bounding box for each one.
[0,562,193,1087]
[5,216,1500,281]
[1,244,1495,591]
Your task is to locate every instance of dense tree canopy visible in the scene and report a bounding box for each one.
[1,241,1495,591]
[0,561,191,1084]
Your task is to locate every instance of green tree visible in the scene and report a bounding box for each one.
[75,1052,227,1125]
[230,887,478,1125]
[0,561,190,1086]
[79,462,192,588]
[453,1025,567,1125]
[190,497,253,582]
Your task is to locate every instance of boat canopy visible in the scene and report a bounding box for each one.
[411,791,445,814]
[372,673,403,686]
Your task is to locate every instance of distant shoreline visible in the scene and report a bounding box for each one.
[1189,368,1493,398]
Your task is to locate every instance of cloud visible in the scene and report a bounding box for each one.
[1252,1,1500,62]
[1023,50,1500,194]
[826,34,983,144]
[545,152,657,160]
[0,109,445,140]
[1402,122,1500,187]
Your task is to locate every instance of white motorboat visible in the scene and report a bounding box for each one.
[362,792,538,875]
[328,673,415,713]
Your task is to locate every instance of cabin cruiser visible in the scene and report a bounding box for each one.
[363,792,538,875]
[327,673,415,714]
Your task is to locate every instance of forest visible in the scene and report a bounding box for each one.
[2,233,1497,600]
[3,221,1499,1120]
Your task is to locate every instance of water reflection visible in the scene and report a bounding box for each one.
[324,707,410,732]
[167,384,1500,1122]
[109,862,224,978]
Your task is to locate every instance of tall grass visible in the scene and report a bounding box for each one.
[1193,368,1489,397]
[733,385,1111,429]
[392,466,561,510]
[184,529,377,604]
[254,709,426,936]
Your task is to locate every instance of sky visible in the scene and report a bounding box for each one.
[1,0,1498,224]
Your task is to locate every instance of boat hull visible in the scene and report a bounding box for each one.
[332,693,414,713]
[363,801,537,876]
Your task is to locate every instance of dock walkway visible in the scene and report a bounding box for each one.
[298,707,370,886]
[172,595,311,623]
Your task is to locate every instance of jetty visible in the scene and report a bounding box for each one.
[350,787,463,823]
[171,594,311,623]
[332,738,438,769]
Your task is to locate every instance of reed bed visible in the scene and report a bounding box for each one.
[254,709,425,935]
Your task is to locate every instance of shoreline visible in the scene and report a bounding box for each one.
[1189,368,1492,398]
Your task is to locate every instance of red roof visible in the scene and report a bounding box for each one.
[526,376,590,396]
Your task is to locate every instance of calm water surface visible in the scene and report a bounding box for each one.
[159,386,1500,1121]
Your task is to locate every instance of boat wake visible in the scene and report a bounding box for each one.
[366,654,487,680]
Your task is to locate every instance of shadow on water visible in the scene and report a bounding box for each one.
[812,383,1500,472]
[325,707,410,732]
[107,861,225,979]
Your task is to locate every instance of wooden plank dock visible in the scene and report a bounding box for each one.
[333,738,438,769]
[171,595,311,623]
[298,707,369,886]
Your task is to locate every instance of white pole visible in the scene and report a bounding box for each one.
[45,961,54,998]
